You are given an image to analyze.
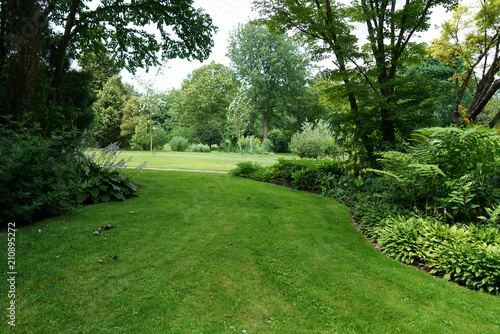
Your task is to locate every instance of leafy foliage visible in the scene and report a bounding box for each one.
[130,119,169,150]
[78,144,142,204]
[171,62,240,130]
[226,87,252,150]
[91,76,127,147]
[230,158,343,191]
[169,136,189,152]
[237,136,262,153]
[429,0,500,126]
[2,0,216,135]
[255,0,456,163]
[289,120,336,158]
[187,144,211,153]
[229,161,264,179]
[227,22,311,139]
[367,126,500,223]
[268,129,290,153]
[0,122,84,226]
[382,216,500,294]
[261,139,275,153]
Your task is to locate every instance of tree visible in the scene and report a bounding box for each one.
[254,0,456,161]
[79,48,121,96]
[91,75,127,147]
[227,87,252,150]
[134,87,170,151]
[120,96,140,143]
[171,62,240,145]
[430,0,500,127]
[227,22,311,140]
[1,0,217,133]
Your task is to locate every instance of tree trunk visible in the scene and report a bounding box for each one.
[489,110,500,128]
[6,0,40,120]
[465,79,500,124]
[262,109,268,140]
[51,0,80,93]
[380,107,395,143]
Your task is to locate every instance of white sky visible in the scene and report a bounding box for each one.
[120,0,452,93]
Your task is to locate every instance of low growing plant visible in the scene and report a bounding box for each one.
[78,144,146,204]
[187,143,211,152]
[228,161,264,179]
[377,215,500,294]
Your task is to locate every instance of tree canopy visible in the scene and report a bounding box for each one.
[253,0,457,161]
[171,62,240,128]
[227,22,311,139]
[1,0,217,133]
[430,0,500,127]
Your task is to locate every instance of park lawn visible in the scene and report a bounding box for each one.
[1,170,500,333]
[113,149,297,171]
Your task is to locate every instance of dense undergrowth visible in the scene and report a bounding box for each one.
[0,120,144,227]
[230,126,500,295]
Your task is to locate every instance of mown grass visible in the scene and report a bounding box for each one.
[1,170,500,333]
[113,150,296,171]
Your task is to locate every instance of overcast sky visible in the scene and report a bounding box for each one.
[121,0,451,93]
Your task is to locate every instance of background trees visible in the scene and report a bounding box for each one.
[1,0,216,134]
[430,0,500,127]
[170,62,240,147]
[91,75,127,147]
[227,22,311,140]
[254,0,456,162]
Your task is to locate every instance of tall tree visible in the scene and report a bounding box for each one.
[227,22,310,139]
[171,62,240,145]
[1,0,217,133]
[227,87,252,150]
[79,48,121,96]
[91,75,126,147]
[430,0,500,127]
[254,0,456,160]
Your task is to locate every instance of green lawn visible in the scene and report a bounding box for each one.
[2,171,500,333]
[114,150,297,171]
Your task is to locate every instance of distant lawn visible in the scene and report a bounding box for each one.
[113,149,297,171]
[2,170,499,333]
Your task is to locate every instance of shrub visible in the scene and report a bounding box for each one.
[268,129,289,153]
[169,136,189,151]
[130,118,169,150]
[0,122,85,226]
[289,120,336,158]
[353,195,409,239]
[168,126,197,142]
[187,143,211,152]
[229,161,263,179]
[261,138,275,153]
[367,126,500,224]
[194,123,223,148]
[378,216,426,264]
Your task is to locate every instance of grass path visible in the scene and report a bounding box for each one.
[1,171,499,333]
[116,150,296,171]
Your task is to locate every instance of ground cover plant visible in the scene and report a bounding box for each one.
[353,127,500,294]
[1,170,500,333]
